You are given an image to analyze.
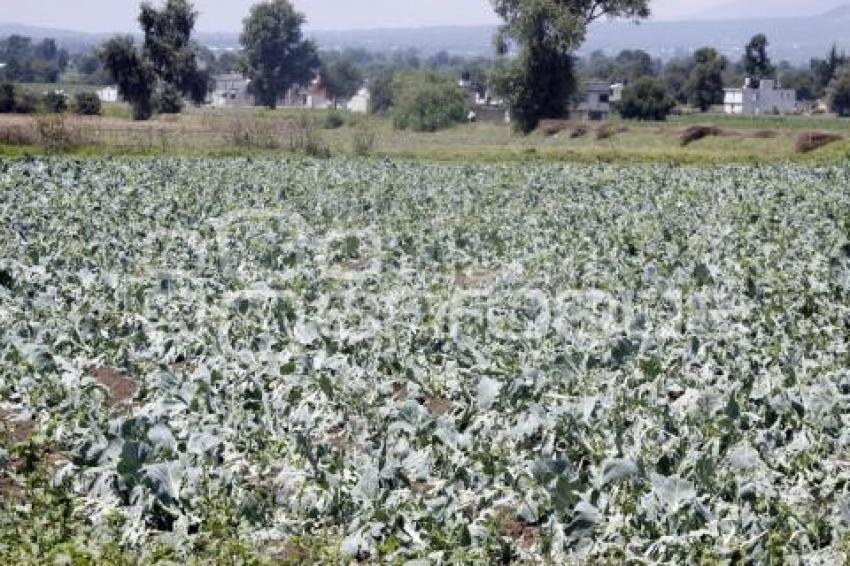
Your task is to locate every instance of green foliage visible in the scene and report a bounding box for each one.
[743,34,775,79]
[369,69,395,114]
[619,77,674,120]
[686,47,727,112]
[391,70,467,132]
[351,120,377,156]
[323,109,346,129]
[811,44,847,97]
[15,90,39,114]
[155,83,184,114]
[240,0,319,109]
[492,51,577,133]
[74,92,102,116]
[99,36,156,120]
[583,49,658,84]
[830,66,850,116]
[0,82,15,113]
[139,0,209,105]
[0,36,69,83]
[323,58,363,106]
[42,90,68,113]
[491,0,651,132]
[99,0,207,120]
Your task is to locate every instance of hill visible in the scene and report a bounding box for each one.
[3,5,850,62]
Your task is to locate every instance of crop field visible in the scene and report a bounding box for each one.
[1,158,849,563]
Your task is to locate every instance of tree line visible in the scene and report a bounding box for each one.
[3,0,850,126]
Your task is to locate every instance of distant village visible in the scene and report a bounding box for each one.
[90,71,831,123]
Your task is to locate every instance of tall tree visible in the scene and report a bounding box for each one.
[139,0,210,107]
[240,0,319,109]
[490,0,650,132]
[811,44,847,97]
[100,0,208,119]
[686,47,727,112]
[830,66,850,116]
[743,34,774,79]
[99,36,157,120]
[323,58,364,107]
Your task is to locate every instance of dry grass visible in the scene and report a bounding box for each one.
[0,122,38,145]
[680,125,723,146]
[795,131,843,153]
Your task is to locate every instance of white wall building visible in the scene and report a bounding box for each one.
[346,87,370,113]
[211,74,252,107]
[724,79,796,116]
[576,80,612,120]
[97,86,119,103]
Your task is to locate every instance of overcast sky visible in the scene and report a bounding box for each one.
[0,0,724,32]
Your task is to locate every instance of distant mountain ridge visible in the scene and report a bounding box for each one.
[696,0,848,20]
[3,4,850,63]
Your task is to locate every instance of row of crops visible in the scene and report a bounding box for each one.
[0,158,849,562]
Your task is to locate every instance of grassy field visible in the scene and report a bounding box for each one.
[1,106,849,163]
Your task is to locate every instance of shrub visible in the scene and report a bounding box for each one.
[290,113,331,158]
[42,91,68,113]
[570,125,589,139]
[74,92,102,116]
[323,110,345,130]
[392,71,467,132]
[0,82,15,113]
[15,91,39,114]
[619,78,675,121]
[351,120,376,157]
[224,114,283,149]
[680,125,722,146]
[795,131,843,153]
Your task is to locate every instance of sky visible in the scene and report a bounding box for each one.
[0,0,726,33]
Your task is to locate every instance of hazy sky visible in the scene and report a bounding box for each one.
[0,0,724,32]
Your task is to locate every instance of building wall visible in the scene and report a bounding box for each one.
[724,81,796,116]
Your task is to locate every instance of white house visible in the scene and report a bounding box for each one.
[211,74,252,107]
[346,87,370,113]
[724,79,796,116]
[610,83,625,104]
[576,80,612,120]
[97,86,119,103]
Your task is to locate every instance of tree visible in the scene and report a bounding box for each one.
[0,82,15,113]
[686,47,727,112]
[139,0,210,105]
[811,44,847,97]
[392,70,467,132]
[100,36,156,120]
[323,58,363,107]
[490,0,650,132]
[830,66,850,116]
[100,0,208,120]
[618,77,674,120]
[74,92,102,115]
[743,34,774,80]
[369,68,395,114]
[662,56,695,104]
[779,66,817,101]
[240,0,319,109]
